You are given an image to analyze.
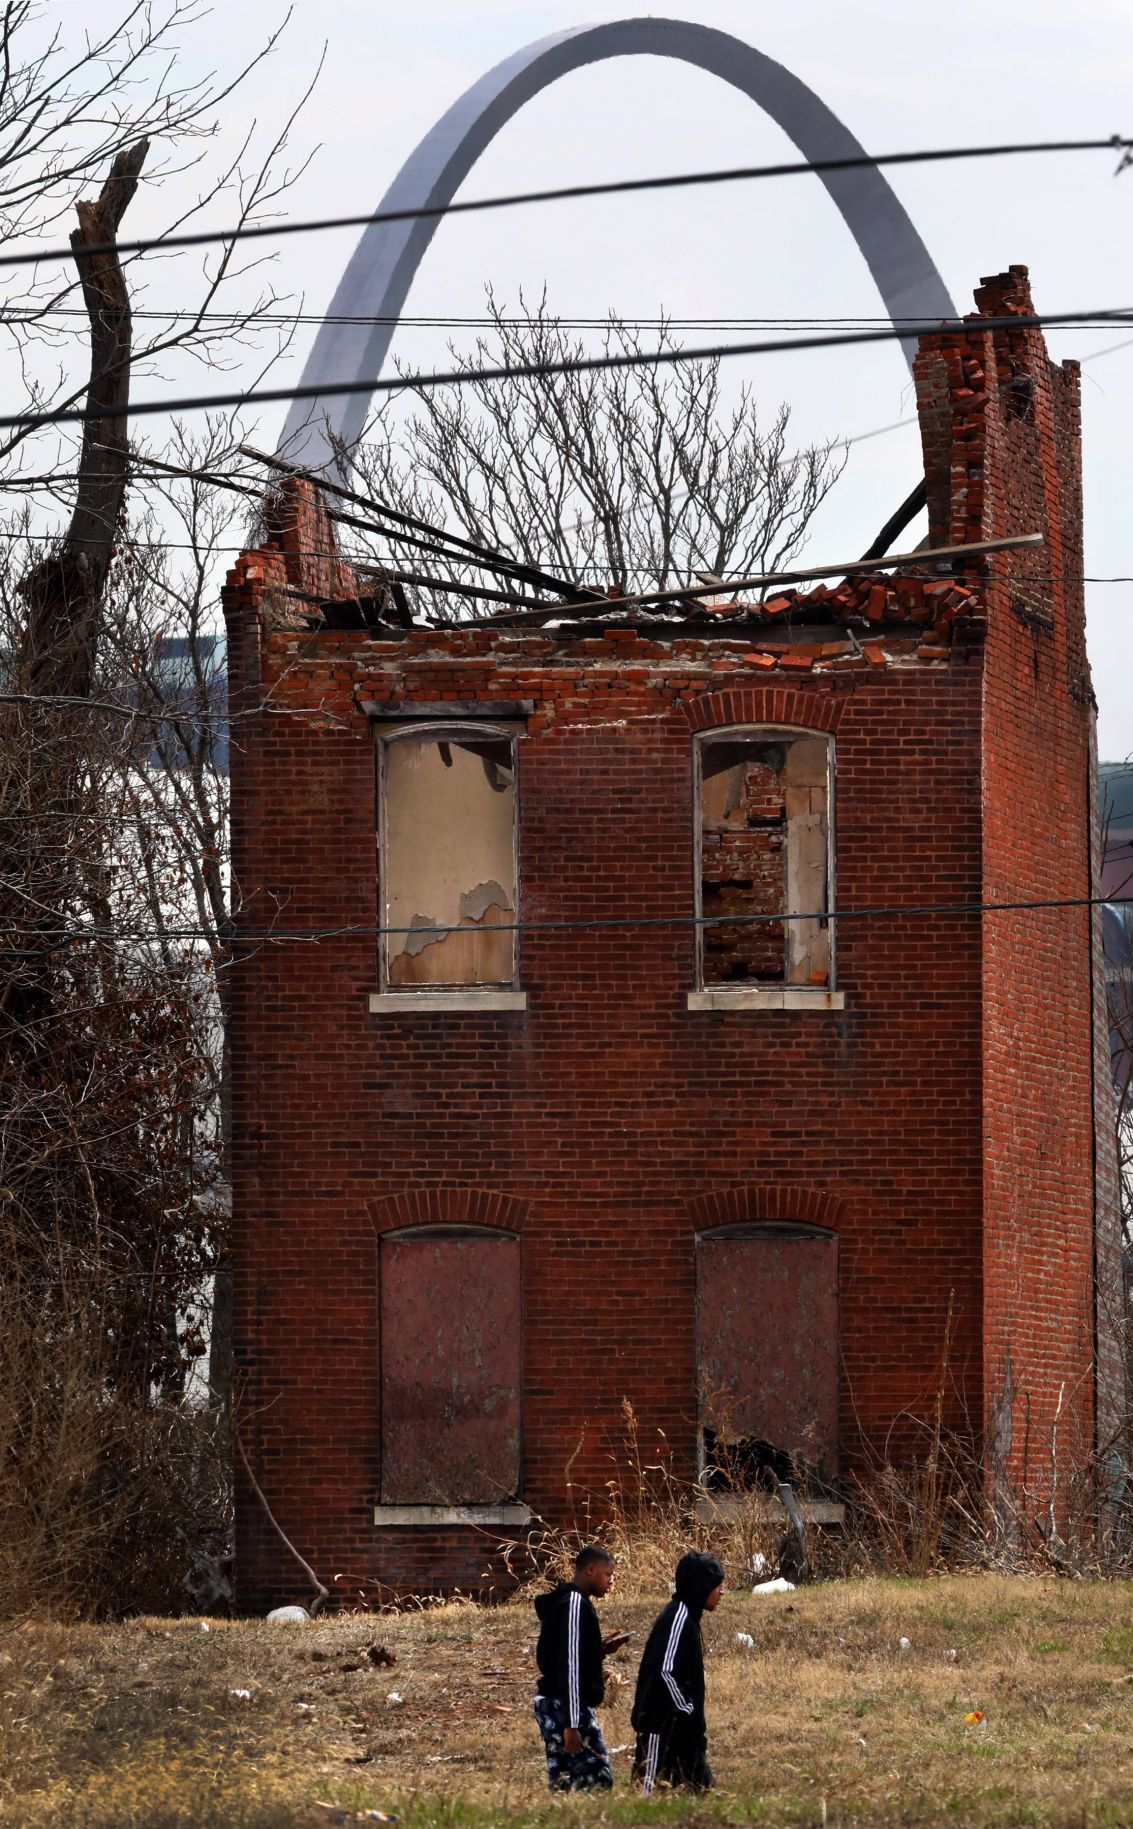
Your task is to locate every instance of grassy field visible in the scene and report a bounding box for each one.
[3,1575,1133,1827]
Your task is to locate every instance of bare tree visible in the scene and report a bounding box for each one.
[0,6,312,1613]
[0,2,308,479]
[347,290,847,619]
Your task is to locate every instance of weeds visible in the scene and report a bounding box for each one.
[4,1578,1133,1827]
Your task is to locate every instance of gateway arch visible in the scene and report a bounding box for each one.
[278,18,955,473]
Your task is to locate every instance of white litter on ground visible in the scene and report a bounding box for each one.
[267,1605,310,1623]
[752,1577,795,1596]
[898,1637,912,1651]
[735,1631,755,1648]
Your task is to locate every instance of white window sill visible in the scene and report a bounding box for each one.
[695,1494,845,1525]
[687,987,845,1012]
[373,1502,532,1527]
[369,990,527,1014]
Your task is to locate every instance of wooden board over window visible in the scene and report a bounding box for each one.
[696,1227,837,1480]
[379,1230,521,1504]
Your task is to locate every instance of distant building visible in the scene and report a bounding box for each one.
[145,632,227,773]
[223,268,1120,1607]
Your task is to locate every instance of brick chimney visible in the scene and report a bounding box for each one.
[913,265,1082,635]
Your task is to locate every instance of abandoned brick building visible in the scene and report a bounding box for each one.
[224,268,1120,1605]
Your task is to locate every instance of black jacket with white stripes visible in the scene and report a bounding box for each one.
[630,1551,724,1738]
[534,1581,606,1728]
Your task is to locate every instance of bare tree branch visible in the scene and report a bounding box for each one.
[349,291,847,622]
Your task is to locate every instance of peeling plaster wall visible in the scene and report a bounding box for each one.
[383,735,514,986]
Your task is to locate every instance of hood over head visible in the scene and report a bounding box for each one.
[673,1550,725,1616]
[534,1580,573,1622]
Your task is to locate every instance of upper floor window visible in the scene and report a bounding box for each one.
[696,726,834,990]
[379,724,518,990]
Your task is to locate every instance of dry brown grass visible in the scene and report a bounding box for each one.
[2,1575,1133,1827]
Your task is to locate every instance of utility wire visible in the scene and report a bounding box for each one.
[0,526,1127,588]
[2,135,1128,272]
[0,465,1130,584]
[0,528,1127,584]
[4,305,1133,433]
[2,892,1129,951]
[7,309,1133,330]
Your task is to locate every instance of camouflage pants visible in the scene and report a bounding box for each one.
[533,1695,613,1791]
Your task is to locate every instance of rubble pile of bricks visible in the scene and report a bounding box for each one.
[716,567,986,664]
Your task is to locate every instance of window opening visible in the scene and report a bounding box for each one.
[698,727,832,988]
[380,726,517,988]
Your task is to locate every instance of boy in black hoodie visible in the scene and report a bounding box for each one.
[533,1544,629,1791]
[631,1549,724,1793]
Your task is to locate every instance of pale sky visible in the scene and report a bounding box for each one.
[52,1,1133,757]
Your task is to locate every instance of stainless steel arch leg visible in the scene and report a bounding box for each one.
[278,18,955,473]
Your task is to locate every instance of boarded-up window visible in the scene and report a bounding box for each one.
[696,1226,838,1484]
[381,727,516,987]
[379,1229,521,1504]
[698,728,832,987]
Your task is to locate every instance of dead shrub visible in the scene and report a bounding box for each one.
[500,1384,1133,1604]
[0,1223,230,1621]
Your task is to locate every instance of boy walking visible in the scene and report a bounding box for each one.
[631,1549,724,1794]
[533,1543,629,1791]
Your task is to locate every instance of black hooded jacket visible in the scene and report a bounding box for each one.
[534,1581,605,1727]
[631,1551,724,1738]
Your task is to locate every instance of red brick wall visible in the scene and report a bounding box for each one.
[916,267,1118,1510]
[223,583,990,1604]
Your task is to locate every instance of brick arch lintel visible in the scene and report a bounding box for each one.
[365,1185,532,1237]
[679,686,845,734]
[686,1184,847,1232]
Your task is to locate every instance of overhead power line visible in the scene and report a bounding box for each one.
[0,524,1127,583]
[7,309,1133,331]
[4,305,1133,434]
[1,134,1128,271]
[2,892,1130,953]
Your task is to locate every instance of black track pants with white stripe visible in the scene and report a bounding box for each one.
[633,1722,713,1793]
